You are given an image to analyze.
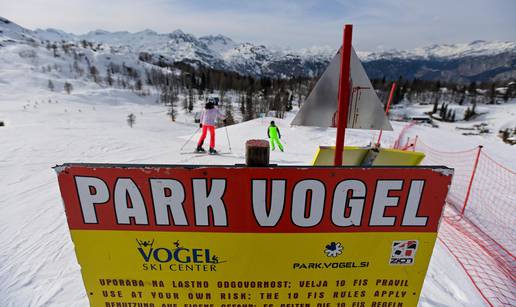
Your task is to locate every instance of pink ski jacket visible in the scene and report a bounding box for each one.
[200,108,225,126]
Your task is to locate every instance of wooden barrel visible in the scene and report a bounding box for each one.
[245,139,270,166]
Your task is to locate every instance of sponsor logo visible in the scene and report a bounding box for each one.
[136,239,224,272]
[390,240,418,265]
[293,261,370,270]
[292,242,370,269]
[324,242,343,257]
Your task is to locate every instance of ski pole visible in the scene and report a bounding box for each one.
[225,125,232,152]
[180,127,200,151]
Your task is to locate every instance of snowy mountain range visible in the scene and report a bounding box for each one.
[25,19,333,78]
[358,40,516,61]
[360,41,516,82]
[1,16,515,81]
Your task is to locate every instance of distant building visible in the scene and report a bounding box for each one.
[409,115,433,124]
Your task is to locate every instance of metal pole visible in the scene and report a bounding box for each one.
[225,125,232,152]
[461,145,482,216]
[334,24,353,166]
[376,82,396,146]
[180,127,200,151]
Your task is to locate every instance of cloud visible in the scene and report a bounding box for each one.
[1,0,514,50]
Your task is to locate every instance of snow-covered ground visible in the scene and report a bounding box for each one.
[4,80,515,306]
[2,19,515,306]
[390,100,516,167]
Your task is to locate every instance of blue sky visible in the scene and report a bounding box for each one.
[1,0,515,51]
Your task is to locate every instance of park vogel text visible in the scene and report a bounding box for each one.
[73,176,430,228]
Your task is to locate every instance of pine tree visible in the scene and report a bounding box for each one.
[503,88,509,102]
[392,81,402,104]
[432,100,438,114]
[245,91,254,121]
[106,68,113,86]
[135,79,143,92]
[439,102,446,119]
[225,104,235,125]
[187,88,194,113]
[468,81,477,106]
[239,94,245,118]
[446,109,453,122]
[48,80,54,91]
[90,65,99,83]
[200,73,207,93]
[458,92,465,105]
[272,92,281,113]
[160,86,178,121]
[464,107,471,121]
[64,82,73,94]
[219,89,225,106]
[182,97,188,111]
[73,60,83,77]
[127,113,136,127]
[489,83,496,104]
[51,43,58,57]
[432,81,441,109]
[501,129,510,142]
[286,92,293,112]
[167,106,176,122]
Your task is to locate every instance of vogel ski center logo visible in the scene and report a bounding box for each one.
[136,239,225,272]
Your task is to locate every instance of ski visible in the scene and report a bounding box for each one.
[180,151,233,156]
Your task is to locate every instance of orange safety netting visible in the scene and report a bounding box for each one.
[394,132,515,306]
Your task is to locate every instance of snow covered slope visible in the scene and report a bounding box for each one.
[3,50,514,305]
[0,17,39,43]
[1,14,514,307]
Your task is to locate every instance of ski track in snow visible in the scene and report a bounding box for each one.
[2,90,513,306]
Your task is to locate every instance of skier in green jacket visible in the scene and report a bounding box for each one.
[267,121,284,152]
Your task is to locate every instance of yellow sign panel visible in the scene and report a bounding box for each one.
[74,230,436,306]
[311,146,425,166]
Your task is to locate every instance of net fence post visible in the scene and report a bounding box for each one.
[461,145,483,216]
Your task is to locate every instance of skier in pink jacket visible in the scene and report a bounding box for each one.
[196,101,226,154]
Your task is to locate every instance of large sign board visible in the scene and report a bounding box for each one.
[55,164,452,306]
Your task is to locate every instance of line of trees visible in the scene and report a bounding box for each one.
[147,61,313,122]
[372,77,516,106]
[40,39,516,124]
[372,77,516,122]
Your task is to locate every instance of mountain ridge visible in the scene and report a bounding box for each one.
[1,16,515,81]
